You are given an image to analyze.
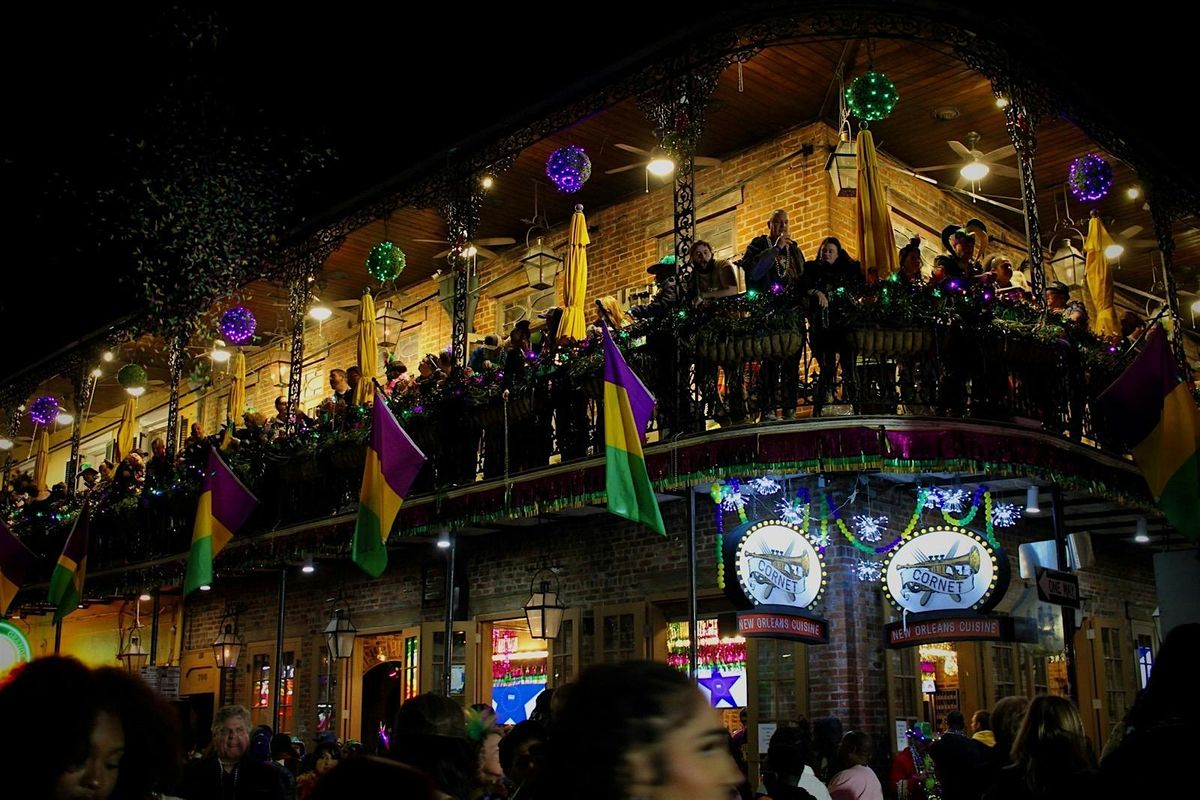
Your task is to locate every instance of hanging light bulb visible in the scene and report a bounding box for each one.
[139,592,153,602]
[437,528,451,549]
[647,155,675,177]
[1026,485,1041,514]
[308,305,333,322]
[302,557,315,574]
[995,96,1009,109]
[480,174,495,190]
[102,351,115,363]
[1134,517,1149,543]
[1126,186,1141,200]
[90,367,103,379]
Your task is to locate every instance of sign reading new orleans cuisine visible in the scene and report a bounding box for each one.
[882,525,1010,616]
[723,519,830,643]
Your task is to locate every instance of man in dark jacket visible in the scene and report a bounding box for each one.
[929,710,992,800]
[178,706,286,800]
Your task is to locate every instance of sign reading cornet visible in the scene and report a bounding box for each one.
[724,519,826,611]
[883,526,1008,614]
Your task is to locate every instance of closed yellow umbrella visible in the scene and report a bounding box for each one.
[558,204,590,342]
[855,128,899,282]
[354,290,377,405]
[115,398,137,461]
[1084,215,1121,336]
[228,350,246,423]
[33,428,49,497]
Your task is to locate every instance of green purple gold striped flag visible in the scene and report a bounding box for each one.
[48,503,92,622]
[601,321,665,535]
[183,449,258,594]
[352,392,427,577]
[1,518,38,615]
[1098,326,1200,541]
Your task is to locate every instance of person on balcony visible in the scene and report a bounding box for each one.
[471,335,503,372]
[965,218,990,268]
[592,295,630,332]
[896,238,924,286]
[740,209,807,421]
[690,240,746,425]
[807,237,862,416]
[932,226,979,287]
[270,394,311,437]
[328,369,351,405]
[630,256,692,435]
[346,365,362,398]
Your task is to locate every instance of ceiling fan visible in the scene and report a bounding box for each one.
[413,236,516,261]
[914,132,1019,189]
[604,142,722,176]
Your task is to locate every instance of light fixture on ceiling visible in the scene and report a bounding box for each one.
[210,340,232,363]
[1026,485,1041,514]
[90,367,103,379]
[199,584,211,592]
[102,351,114,363]
[0,438,12,451]
[480,174,495,190]
[1104,243,1125,260]
[960,160,990,182]
[55,411,74,426]
[139,592,152,602]
[302,557,315,574]
[1135,517,1150,543]
[932,106,961,121]
[308,305,333,322]
[647,155,675,177]
[995,96,1009,109]
[1127,186,1141,200]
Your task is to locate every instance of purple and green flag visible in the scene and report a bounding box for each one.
[48,503,91,622]
[601,321,665,535]
[183,449,259,594]
[352,392,427,577]
[1,518,38,615]
[1098,325,1200,541]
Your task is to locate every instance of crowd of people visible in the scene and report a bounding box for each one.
[1,622,1193,799]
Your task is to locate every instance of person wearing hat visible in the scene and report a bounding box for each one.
[630,255,693,434]
[965,218,990,264]
[933,225,979,286]
[77,463,100,494]
[1044,280,1070,311]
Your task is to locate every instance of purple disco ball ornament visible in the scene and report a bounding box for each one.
[220,306,257,344]
[546,145,592,193]
[1068,154,1113,202]
[30,396,60,426]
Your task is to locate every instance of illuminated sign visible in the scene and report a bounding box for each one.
[0,621,32,677]
[883,526,1009,615]
[724,519,826,611]
[723,519,829,644]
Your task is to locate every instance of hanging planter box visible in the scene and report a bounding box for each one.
[852,327,936,357]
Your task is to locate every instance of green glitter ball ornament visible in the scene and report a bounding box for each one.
[366,241,406,282]
[845,70,899,122]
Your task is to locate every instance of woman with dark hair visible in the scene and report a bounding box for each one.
[1100,623,1200,796]
[807,237,863,416]
[0,656,181,800]
[762,723,829,800]
[296,741,340,800]
[542,661,742,800]
[390,693,477,800]
[828,731,883,800]
[982,695,1096,800]
[985,696,1028,774]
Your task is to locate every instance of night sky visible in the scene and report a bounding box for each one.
[0,4,1180,382]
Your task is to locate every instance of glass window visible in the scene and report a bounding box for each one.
[1136,634,1154,690]
[550,619,575,687]
[601,613,637,662]
[1102,627,1128,726]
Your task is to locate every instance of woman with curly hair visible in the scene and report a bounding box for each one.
[0,655,181,799]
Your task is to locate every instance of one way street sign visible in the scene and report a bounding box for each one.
[1036,567,1080,609]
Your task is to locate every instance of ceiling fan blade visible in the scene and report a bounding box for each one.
[413,238,450,244]
[982,144,1016,162]
[475,237,516,246]
[989,164,1021,179]
[330,299,361,308]
[694,156,722,167]
[914,163,963,173]
[604,163,644,175]
[955,175,969,191]
[433,247,452,259]
[474,246,501,261]
[948,141,972,159]
[1120,225,1144,238]
[614,143,651,156]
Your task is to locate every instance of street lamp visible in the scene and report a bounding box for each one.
[212,614,245,671]
[524,568,566,640]
[825,139,857,198]
[521,237,562,291]
[324,608,358,660]
[118,599,149,673]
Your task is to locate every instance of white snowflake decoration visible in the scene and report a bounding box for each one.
[719,490,747,513]
[991,502,1022,528]
[854,559,882,582]
[776,498,809,527]
[923,487,943,509]
[813,529,831,549]
[927,488,967,513]
[852,514,889,543]
[748,477,782,496]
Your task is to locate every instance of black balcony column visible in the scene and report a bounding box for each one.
[1150,195,1191,379]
